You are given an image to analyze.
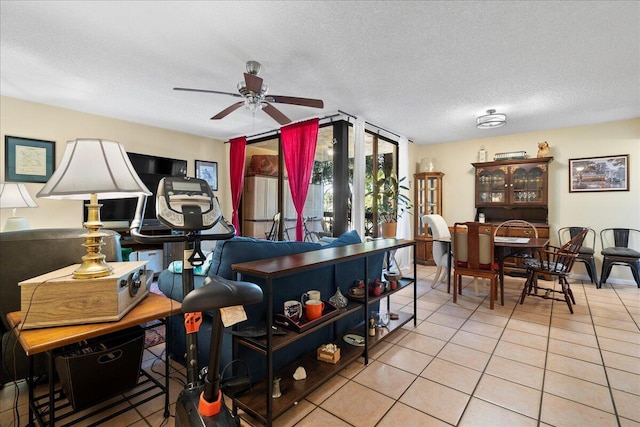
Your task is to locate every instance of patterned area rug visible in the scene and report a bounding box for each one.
[144,279,168,348]
[144,324,166,348]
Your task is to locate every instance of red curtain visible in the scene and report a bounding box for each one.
[281,118,319,241]
[229,136,246,235]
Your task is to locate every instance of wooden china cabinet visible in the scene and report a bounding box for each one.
[472,157,553,274]
[413,172,444,265]
[472,157,553,230]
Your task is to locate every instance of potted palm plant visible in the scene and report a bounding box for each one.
[373,171,412,238]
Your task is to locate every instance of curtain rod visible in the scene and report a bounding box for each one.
[225,112,344,142]
[337,110,404,139]
[226,111,406,142]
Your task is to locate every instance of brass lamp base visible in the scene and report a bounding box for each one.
[74,194,114,279]
[73,248,114,279]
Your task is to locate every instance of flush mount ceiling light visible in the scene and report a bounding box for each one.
[476,109,507,129]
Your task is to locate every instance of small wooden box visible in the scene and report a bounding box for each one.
[317,345,341,364]
[19,261,149,329]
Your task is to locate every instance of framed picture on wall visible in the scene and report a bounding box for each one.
[5,136,56,183]
[195,160,218,191]
[569,154,629,192]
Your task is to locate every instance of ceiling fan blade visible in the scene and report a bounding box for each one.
[244,73,263,94]
[262,103,291,125]
[174,87,243,98]
[266,95,324,109]
[211,102,244,120]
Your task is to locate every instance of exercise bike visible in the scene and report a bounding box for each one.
[130,176,262,426]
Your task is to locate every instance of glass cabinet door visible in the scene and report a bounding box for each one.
[413,172,443,238]
[426,175,440,215]
[490,168,507,204]
[477,167,507,205]
[477,170,492,205]
[473,157,551,227]
[511,165,545,205]
[416,177,426,236]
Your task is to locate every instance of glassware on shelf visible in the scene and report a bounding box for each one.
[371,311,390,327]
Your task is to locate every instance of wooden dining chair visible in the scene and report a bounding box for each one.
[558,226,598,284]
[453,222,500,309]
[520,228,588,313]
[495,219,539,277]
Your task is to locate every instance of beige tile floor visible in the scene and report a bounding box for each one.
[2,264,639,426]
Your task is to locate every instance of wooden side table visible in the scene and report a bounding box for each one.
[7,293,181,426]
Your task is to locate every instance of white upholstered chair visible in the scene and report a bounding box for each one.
[423,214,486,295]
[422,215,451,290]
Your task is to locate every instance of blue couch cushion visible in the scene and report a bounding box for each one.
[209,236,322,279]
[322,230,362,248]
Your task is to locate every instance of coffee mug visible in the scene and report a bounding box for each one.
[305,299,325,320]
[301,290,321,306]
[284,300,302,321]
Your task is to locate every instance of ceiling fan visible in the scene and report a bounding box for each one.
[174,60,324,125]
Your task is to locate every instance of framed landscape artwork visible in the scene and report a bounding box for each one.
[5,136,56,183]
[195,160,218,191]
[569,154,629,192]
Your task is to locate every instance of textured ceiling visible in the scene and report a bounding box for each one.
[1,1,638,145]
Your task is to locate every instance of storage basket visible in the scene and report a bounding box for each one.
[54,326,145,410]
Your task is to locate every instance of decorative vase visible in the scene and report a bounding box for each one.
[329,287,348,308]
[381,222,397,238]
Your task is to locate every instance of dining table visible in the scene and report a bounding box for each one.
[434,236,550,306]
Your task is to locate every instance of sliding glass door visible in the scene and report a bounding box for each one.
[240,119,398,240]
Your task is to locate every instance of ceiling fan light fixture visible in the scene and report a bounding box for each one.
[245,97,263,114]
[476,109,507,129]
[245,60,261,75]
[237,81,248,96]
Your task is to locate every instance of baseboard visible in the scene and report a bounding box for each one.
[570,273,636,286]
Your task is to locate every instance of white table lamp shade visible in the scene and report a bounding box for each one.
[37,139,151,200]
[0,183,38,231]
[1,183,38,208]
[36,139,151,279]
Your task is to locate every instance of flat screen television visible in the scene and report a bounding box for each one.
[86,152,187,229]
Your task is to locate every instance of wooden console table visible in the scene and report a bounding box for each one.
[7,293,181,426]
[231,238,416,426]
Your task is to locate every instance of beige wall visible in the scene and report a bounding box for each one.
[0,96,229,229]
[413,117,640,285]
[2,96,639,283]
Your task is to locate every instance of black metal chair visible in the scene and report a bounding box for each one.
[520,228,588,313]
[599,228,640,288]
[558,227,598,285]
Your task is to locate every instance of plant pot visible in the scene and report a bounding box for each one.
[380,222,397,238]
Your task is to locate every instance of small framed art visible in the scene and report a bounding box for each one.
[569,154,629,192]
[5,136,56,183]
[195,160,218,191]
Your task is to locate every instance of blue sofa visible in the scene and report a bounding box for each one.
[157,230,384,383]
